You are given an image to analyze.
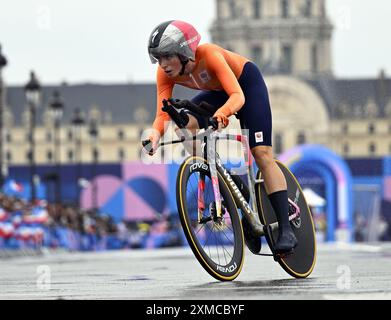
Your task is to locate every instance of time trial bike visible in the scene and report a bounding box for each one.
[142,98,316,281]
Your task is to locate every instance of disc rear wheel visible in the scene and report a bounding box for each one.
[256,160,317,278]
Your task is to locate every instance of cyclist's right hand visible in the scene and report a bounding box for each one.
[141,133,160,156]
[211,112,229,131]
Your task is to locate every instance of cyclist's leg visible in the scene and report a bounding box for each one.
[175,91,228,157]
[237,62,297,253]
[190,90,228,112]
[174,114,202,156]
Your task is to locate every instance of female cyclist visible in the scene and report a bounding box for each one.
[142,20,297,255]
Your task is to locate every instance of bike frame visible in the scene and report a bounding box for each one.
[159,126,280,238]
[204,127,269,237]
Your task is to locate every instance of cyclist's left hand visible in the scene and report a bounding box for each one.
[141,132,160,156]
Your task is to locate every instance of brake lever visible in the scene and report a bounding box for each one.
[167,98,182,108]
[141,139,151,147]
[141,139,155,155]
[208,117,219,130]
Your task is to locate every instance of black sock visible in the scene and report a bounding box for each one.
[268,190,290,236]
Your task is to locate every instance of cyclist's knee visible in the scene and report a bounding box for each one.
[174,114,199,137]
[251,146,274,169]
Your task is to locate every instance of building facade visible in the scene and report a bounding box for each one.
[211,0,333,77]
[2,0,391,169]
[210,0,391,158]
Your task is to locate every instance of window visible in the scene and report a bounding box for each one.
[68,130,73,141]
[47,150,53,162]
[343,143,349,155]
[297,132,306,145]
[304,0,312,17]
[46,132,52,142]
[321,2,326,17]
[253,0,262,19]
[311,44,318,73]
[251,46,263,67]
[68,150,74,162]
[26,133,32,143]
[26,150,32,161]
[6,151,12,162]
[217,0,222,19]
[139,128,145,140]
[342,123,349,134]
[368,123,375,134]
[118,129,125,140]
[281,0,289,18]
[274,133,283,155]
[369,143,376,155]
[118,148,125,161]
[93,148,99,161]
[230,0,237,19]
[5,132,11,143]
[281,45,293,73]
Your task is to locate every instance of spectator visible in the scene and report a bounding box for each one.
[0,193,184,252]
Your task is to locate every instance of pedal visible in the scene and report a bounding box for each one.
[263,224,279,262]
[275,249,294,260]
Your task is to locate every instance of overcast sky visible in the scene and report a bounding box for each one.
[0,0,390,85]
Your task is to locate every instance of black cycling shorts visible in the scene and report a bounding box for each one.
[188,61,272,149]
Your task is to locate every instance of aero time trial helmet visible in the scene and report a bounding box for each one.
[148,20,201,64]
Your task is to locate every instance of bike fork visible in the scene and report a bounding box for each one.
[207,133,223,219]
[197,173,206,223]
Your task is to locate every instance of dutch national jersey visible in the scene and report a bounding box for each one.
[152,43,249,136]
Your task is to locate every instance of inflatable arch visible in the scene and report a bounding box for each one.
[278,144,354,242]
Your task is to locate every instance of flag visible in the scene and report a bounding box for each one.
[31,226,44,243]
[12,213,23,227]
[9,180,24,193]
[0,222,15,239]
[24,208,49,224]
[15,226,33,241]
[0,208,8,222]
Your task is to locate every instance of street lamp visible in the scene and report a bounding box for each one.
[49,90,64,205]
[24,71,41,202]
[71,108,85,205]
[88,118,99,211]
[0,44,8,192]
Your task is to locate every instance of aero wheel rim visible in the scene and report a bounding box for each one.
[185,171,236,267]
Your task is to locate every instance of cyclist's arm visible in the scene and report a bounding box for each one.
[205,50,245,118]
[152,67,175,137]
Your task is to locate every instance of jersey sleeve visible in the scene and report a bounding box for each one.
[204,50,245,117]
[152,67,175,137]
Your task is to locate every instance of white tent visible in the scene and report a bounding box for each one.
[302,188,326,207]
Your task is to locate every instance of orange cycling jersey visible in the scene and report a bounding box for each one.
[152,43,249,137]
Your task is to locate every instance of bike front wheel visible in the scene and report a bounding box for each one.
[176,156,244,281]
